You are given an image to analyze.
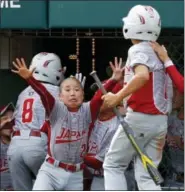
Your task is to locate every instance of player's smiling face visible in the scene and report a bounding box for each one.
[60,78,84,109]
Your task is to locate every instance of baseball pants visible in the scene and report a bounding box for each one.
[90,168,136,191]
[33,160,83,190]
[7,131,47,190]
[103,111,167,190]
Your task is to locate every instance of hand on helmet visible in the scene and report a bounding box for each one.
[12,58,34,79]
[75,73,86,88]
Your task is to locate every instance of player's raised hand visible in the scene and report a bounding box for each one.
[12,58,34,79]
[110,57,125,82]
[150,42,170,63]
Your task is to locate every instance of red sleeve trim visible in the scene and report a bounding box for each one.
[84,154,103,169]
[27,77,55,116]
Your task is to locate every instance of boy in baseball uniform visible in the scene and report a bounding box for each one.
[7,53,66,190]
[102,5,173,190]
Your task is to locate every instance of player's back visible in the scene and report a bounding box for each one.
[14,83,59,131]
[88,116,119,158]
[125,41,172,115]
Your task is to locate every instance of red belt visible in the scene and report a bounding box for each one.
[47,157,85,172]
[12,130,41,137]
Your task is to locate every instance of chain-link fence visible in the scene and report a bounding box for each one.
[0,29,184,191]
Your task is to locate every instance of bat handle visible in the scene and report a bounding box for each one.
[90,71,108,95]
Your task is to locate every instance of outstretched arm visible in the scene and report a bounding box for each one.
[12,58,55,116]
[102,64,149,108]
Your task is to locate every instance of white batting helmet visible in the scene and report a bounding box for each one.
[122,5,161,41]
[29,52,64,85]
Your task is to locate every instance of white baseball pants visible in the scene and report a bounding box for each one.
[7,131,47,190]
[103,111,167,190]
[33,161,83,190]
[90,169,136,191]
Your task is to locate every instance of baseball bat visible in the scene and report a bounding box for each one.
[90,71,164,185]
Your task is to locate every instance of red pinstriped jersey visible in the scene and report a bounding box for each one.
[27,77,117,164]
[88,116,119,161]
[87,116,119,176]
[124,41,173,115]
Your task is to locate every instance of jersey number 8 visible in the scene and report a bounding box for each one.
[22,98,34,123]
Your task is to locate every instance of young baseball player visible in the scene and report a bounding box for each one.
[102,5,173,190]
[0,104,14,190]
[11,57,124,190]
[150,41,184,93]
[7,53,66,190]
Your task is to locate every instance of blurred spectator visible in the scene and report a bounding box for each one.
[0,103,14,190]
[163,91,184,189]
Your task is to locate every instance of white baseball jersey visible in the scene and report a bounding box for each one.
[14,83,59,131]
[167,114,184,173]
[27,77,117,164]
[124,41,173,115]
[87,116,119,175]
[0,140,13,190]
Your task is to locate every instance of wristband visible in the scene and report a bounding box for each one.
[164,60,174,68]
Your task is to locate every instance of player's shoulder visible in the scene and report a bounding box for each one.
[127,41,163,70]
[18,86,33,97]
[128,41,153,55]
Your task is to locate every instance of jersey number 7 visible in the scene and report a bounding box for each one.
[22,98,34,123]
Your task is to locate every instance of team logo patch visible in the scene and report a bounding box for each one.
[138,15,145,24]
[43,60,53,68]
[144,6,155,18]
